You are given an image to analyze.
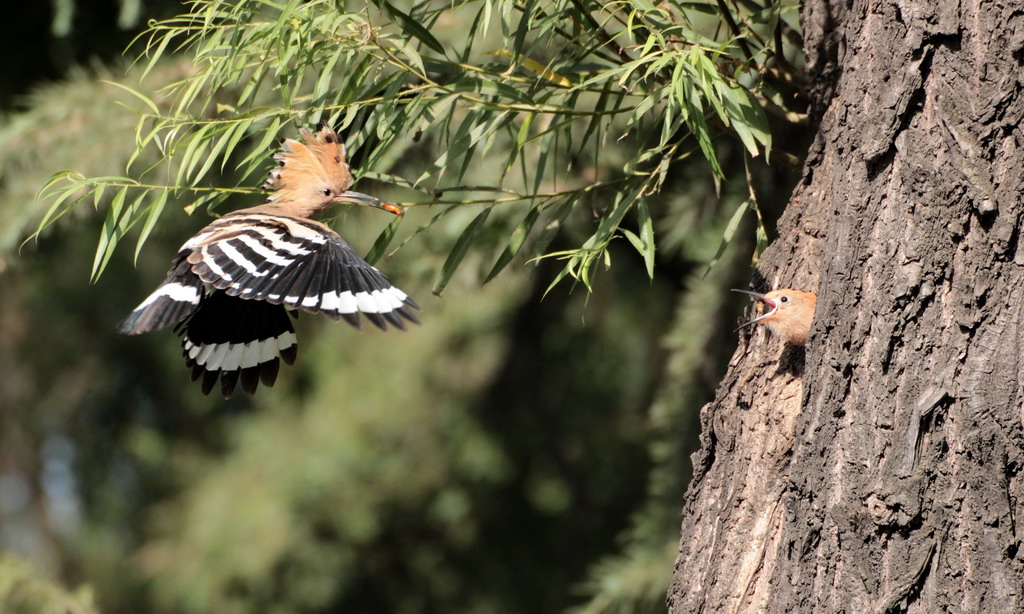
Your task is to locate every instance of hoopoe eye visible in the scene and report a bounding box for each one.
[323,188,333,197]
[780,296,789,303]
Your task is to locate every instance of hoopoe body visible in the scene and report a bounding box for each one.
[732,288,816,346]
[120,125,419,397]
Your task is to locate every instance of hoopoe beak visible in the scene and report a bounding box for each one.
[731,289,778,330]
[332,191,404,215]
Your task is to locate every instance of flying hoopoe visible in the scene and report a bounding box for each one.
[120,124,420,397]
[732,288,816,346]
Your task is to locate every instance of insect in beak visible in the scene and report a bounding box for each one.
[333,191,404,215]
[731,289,779,330]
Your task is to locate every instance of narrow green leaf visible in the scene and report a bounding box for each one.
[92,182,107,211]
[432,208,491,295]
[30,189,87,244]
[682,79,722,176]
[108,186,129,230]
[479,0,492,43]
[499,0,513,38]
[238,63,268,106]
[36,170,80,199]
[91,187,130,281]
[127,118,167,171]
[716,82,759,156]
[484,203,541,284]
[703,198,749,277]
[688,50,727,123]
[134,190,169,263]
[511,0,532,60]
[235,117,283,177]
[752,200,769,266]
[530,196,576,259]
[375,0,447,56]
[587,188,638,249]
[516,112,534,146]
[728,84,772,158]
[621,229,645,257]
[575,85,614,157]
[33,174,86,236]
[101,80,159,114]
[220,119,253,172]
[364,214,403,265]
[637,199,655,278]
[141,28,175,79]
[177,123,213,184]
[312,49,342,104]
[191,124,234,183]
[542,257,578,297]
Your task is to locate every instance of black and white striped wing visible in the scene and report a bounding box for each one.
[119,258,204,335]
[185,214,419,330]
[177,291,296,397]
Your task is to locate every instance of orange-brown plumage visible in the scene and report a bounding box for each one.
[258,125,403,218]
[732,288,817,346]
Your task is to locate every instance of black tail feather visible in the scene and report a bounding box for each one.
[181,291,296,398]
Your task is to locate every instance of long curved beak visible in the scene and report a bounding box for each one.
[333,191,404,215]
[731,289,778,330]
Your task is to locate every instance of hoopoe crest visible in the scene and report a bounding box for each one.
[732,288,816,346]
[120,125,420,397]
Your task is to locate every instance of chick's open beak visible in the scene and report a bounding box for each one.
[333,191,404,215]
[731,289,779,330]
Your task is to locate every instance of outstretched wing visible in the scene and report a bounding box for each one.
[183,212,419,330]
[177,291,297,398]
[119,257,205,335]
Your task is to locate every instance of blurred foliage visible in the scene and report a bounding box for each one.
[49,0,144,36]
[0,60,196,264]
[0,555,97,614]
[0,1,811,613]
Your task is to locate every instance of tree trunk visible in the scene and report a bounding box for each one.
[668,2,1024,612]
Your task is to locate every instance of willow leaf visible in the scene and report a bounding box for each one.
[484,202,541,284]
[432,207,491,295]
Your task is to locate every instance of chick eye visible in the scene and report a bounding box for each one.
[780,296,789,303]
[323,188,332,196]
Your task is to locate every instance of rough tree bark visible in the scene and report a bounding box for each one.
[668,1,1024,612]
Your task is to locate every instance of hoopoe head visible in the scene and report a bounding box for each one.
[732,288,817,346]
[262,124,403,215]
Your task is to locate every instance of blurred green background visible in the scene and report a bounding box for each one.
[0,1,807,612]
